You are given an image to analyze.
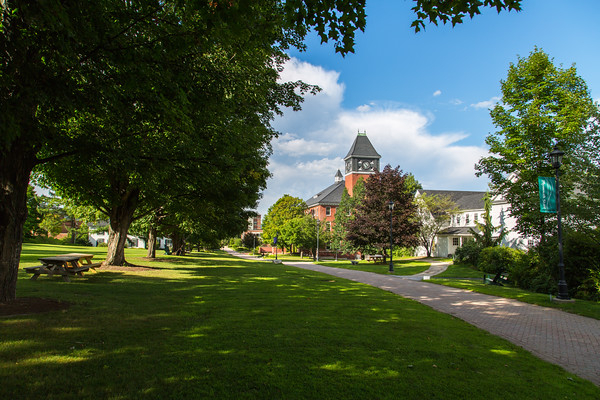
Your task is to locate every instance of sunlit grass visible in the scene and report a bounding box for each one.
[1,244,598,398]
[316,259,431,276]
[429,278,600,320]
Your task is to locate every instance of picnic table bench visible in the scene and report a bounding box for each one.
[365,254,384,263]
[24,253,101,282]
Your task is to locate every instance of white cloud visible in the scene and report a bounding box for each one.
[272,133,333,157]
[433,90,442,97]
[450,98,464,106]
[471,96,501,109]
[258,58,489,215]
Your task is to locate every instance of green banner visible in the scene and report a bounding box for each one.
[538,177,557,213]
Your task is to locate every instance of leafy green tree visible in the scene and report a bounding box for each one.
[411,0,522,32]
[415,192,459,257]
[571,130,600,244]
[347,165,420,261]
[262,195,307,252]
[23,186,45,239]
[476,48,600,243]
[404,173,423,195]
[469,192,507,248]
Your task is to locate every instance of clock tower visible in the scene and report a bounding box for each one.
[344,132,381,196]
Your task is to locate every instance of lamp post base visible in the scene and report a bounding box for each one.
[389,263,394,273]
[557,280,570,300]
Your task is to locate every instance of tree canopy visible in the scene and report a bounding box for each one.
[347,165,420,257]
[476,48,600,242]
[415,192,459,257]
[262,195,307,251]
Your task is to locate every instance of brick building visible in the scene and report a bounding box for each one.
[305,132,381,231]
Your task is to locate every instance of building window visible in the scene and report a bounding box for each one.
[474,213,478,222]
[326,222,332,231]
[456,215,461,225]
[466,214,470,225]
[326,206,331,216]
[452,237,460,246]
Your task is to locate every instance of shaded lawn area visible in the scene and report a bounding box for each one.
[316,259,431,276]
[1,245,598,399]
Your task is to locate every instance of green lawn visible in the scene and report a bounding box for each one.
[429,263,600,320]
[1,244,598,399]
[315,259,431,276]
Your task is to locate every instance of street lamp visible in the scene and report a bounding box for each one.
[388,201,395,273]
[549,145,569,300]
[316,218,320,262]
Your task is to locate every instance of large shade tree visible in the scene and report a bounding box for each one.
[475,48,600,243]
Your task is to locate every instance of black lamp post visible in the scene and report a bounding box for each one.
[316,218,320,262]
[388,201,395,273]
[549,145,569,300]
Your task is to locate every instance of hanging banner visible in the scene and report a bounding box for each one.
[538,177,557,213]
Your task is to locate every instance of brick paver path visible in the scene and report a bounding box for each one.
[228,251,600,386]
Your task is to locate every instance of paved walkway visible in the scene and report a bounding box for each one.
[227,251,600,386]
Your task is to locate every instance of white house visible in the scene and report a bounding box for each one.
[415,189,530,257]
[88,222,172,249]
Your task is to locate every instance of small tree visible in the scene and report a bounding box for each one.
[469,192,507,248]
[262,195,307,253]
[416,193,459,257]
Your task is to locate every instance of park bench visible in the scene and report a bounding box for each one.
[483,272,509,286]
[351,260,359,265]
[365,255,384,263]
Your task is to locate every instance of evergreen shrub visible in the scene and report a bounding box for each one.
[478,246,524,278]
[453,241,482,266]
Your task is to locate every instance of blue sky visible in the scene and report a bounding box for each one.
[257,0,600,216]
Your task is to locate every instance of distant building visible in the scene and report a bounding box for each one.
[88,221,172,249]
[415,189,529,257]
[306,132,381,231]
[244,215,263,238]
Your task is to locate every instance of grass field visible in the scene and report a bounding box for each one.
[1,244,599,399]
[315,259,431,276]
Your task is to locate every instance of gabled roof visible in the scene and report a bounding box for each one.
[344,132,381,160]
[416,189,487,211]
[306,180,346,207]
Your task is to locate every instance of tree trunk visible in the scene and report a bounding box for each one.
[0,143,37,303]
[147,226,157,258]
[171,233,186,256]
[105,188,140,266]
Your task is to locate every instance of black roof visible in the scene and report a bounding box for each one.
[306,180,346,207]
[344,133,381,160]
[417,189,486,210]
[438,227,477,236]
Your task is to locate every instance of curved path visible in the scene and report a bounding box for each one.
[227,250,600,386]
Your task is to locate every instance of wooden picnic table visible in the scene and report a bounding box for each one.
[365,254,384,262]
[24,253,102,282]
